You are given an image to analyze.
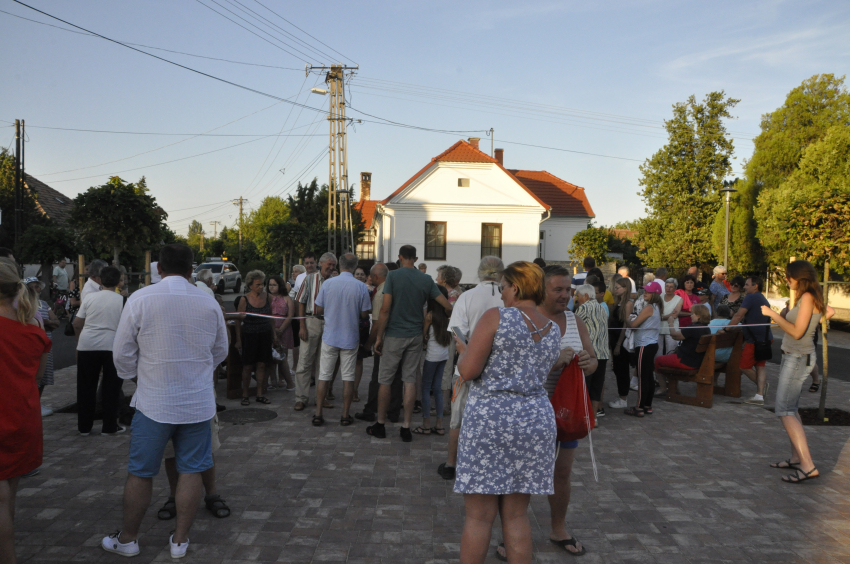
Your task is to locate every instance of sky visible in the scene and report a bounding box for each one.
[2,0,849,236]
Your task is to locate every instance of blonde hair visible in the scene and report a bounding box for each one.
[503,261,545,304]
[690,304,711,324]
[0,260,34,324]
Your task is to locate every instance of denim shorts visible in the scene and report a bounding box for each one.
[774,353,815,417]
[128,410,213,478]
[558,440,579,449]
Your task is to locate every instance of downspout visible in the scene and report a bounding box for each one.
[538,207,552,259]
[375,203,388,263]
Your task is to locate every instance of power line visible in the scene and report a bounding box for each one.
[16,124,323,137]
[11,0,328,114]
[497,139,642,162]
[346,104,489,135]
[0,8,304,70]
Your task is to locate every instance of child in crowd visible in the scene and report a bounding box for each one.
[709,304,733,363]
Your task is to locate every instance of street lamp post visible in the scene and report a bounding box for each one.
[719,186,737,270]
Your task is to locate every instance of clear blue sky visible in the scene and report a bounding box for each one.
[2,0,848,235]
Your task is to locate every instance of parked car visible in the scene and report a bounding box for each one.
[192,261,241,294]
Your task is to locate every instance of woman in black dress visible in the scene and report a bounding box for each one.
[236,270,275,405]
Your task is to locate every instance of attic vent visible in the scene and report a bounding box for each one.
[458,178,470,187]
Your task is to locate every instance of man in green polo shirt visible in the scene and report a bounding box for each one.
[369,245,452,442]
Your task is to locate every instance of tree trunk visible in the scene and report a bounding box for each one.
[40,260,51,301]
[817,258,830,421]
[113,246,121,269]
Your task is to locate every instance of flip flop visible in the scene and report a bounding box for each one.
[495,543,507,562]
[412,426,431,435]
[240,397,250,406]
[550,537,586,556]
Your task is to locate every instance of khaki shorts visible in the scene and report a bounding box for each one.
[163,415,220,459]
[449,373,471,430]
[378,335,422,385]
[319,342,358,382]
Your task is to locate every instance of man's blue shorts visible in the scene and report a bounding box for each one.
[127,410,213,478]
[559,440,579,449]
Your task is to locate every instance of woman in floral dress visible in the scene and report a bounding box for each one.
[454,261,560,563]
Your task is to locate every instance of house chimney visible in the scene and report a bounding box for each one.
[360,172,372,201]
[494,148,504,166]
[468,137,480,150]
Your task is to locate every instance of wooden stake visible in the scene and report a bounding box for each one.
[818,258,830,421]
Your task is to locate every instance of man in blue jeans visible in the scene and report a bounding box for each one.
[102,244,228,559]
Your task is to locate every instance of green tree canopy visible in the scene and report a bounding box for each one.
[0,148,48,250]
[711,178,763,274]
[244,196,289,261]
[70,176,168,267]
[17,224,78,295]
[634,92,739,271]
[568,225,609,266]
[755,125,850,274]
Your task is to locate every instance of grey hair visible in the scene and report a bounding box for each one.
[370,262,388,280]
[617,265,629,275]
[245,270,266,288]
[643,272,655,285]
[478,256,504,282]
[575,284,596,299]
[437,264,461,287]
[339,253,358,272]
[197,269,214,285]
[88,259,107,278]
[713,265,727,275]
[665,277,678,290]
[292,264,306,274]
[319,252,337,265]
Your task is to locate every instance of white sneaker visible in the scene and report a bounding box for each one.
[629,377,639,391]
[609,398,628,409]
[101,531,140,557]
[102,426,127,436]
[41,405,53,417]
[744,394,764,406]
[170,534,189,559]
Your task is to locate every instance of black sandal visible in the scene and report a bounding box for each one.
[256,396,271,404]
[412,426,431,435]
[204,494,230,518]
[431,427,446,436]
[809,382,820,393]
[157,497,176,520]
[783,467,819,484]
[340,415,353,426]
[312,415,324,427]
[240,397,250,406]
[550,536,586,556]
[624,407,645,418]
[770,459,800,469]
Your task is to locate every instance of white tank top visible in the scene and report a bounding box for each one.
[425,326,449,362]
[544,311,583,397]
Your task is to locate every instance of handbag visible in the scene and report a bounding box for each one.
[746,327,772,362]
[550,355,596,442]
[64,313,76,337]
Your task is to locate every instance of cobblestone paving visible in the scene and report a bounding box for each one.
[18,360,850,563]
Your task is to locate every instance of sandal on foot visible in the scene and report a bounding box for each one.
[771,459,800,469]
[431,427,446,436]
[340,415,354,426]
[495,543,507,562]
[412,426,431,435]
[353,394,361,402]
[157,497,176,520]
[312,415,324,426]
[643,407,653,415]
[550,536,586,556]
[624,407,645,418]
[809,382,820,393]
[204,494,230,518]
[240,397,250,406]
[783,467,819,484]
[256,396,271,404]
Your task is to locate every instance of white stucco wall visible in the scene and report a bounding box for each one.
[540,216,591,262]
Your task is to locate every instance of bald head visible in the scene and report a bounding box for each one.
[370,262,388,285]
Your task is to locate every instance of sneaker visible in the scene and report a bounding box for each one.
[629,377,639,391]
[169,534,189,559]
[437,463,456,480]
[596,408,606,418]
[400,426,413,443]
[102,427,127,436]
[608,398,628,409]
[744,394,764,406]
[41,405,53,417]
[79,431,91,437]
[101,531,140,557]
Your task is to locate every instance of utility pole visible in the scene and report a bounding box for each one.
[209,221,219,239]
[308,64,358,255]
[14,120,21,250]
[233,198,246,266]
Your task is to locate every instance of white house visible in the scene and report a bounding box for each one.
[355,138,594,284]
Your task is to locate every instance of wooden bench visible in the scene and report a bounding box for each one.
[656,331,743,408]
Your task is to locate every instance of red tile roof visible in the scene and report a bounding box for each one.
[508,170,595,218]
[24,174,74,225]
[381,140,549,210]
[354,199,378,230]
[607,228,637,240]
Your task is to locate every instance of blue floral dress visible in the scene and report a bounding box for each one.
[454,307,560,495]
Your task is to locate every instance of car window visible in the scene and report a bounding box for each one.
[199,263,223,273]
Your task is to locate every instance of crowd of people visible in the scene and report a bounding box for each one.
[0,241,838,563]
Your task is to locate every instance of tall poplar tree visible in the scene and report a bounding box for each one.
[635,92,738,272]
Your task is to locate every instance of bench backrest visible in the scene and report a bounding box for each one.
[695,330,740,353]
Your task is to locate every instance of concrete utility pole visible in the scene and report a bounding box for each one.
[308,64,358,255]
[233,197,246,265]
[14,120,21,249]
[209,221,220,239]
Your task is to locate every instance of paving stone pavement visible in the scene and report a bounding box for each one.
[19,359,850,563]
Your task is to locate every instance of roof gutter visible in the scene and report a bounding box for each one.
[539,207,552,224]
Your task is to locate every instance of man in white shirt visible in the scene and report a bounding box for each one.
[73,266,125,436]
[102,244,228,559]
[437,256,505,480]
[81,259,107,303]
[52,258,69,292]
[149,261,162,284]
[617,265,638,299]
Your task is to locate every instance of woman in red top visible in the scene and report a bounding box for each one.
[675,274,698,328]
[0,260,51,564]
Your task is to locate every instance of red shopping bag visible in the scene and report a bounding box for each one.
[550,356,595,442]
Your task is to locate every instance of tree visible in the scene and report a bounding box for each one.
[17,224,77,297]
[746,74,850,194]
[634,92,739,272]
[70,176,168,267]
[0,148,47,250]
[711,178,763,274]
[568,224,609,266]
[755,125,850,275]
[244,196,289,261]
